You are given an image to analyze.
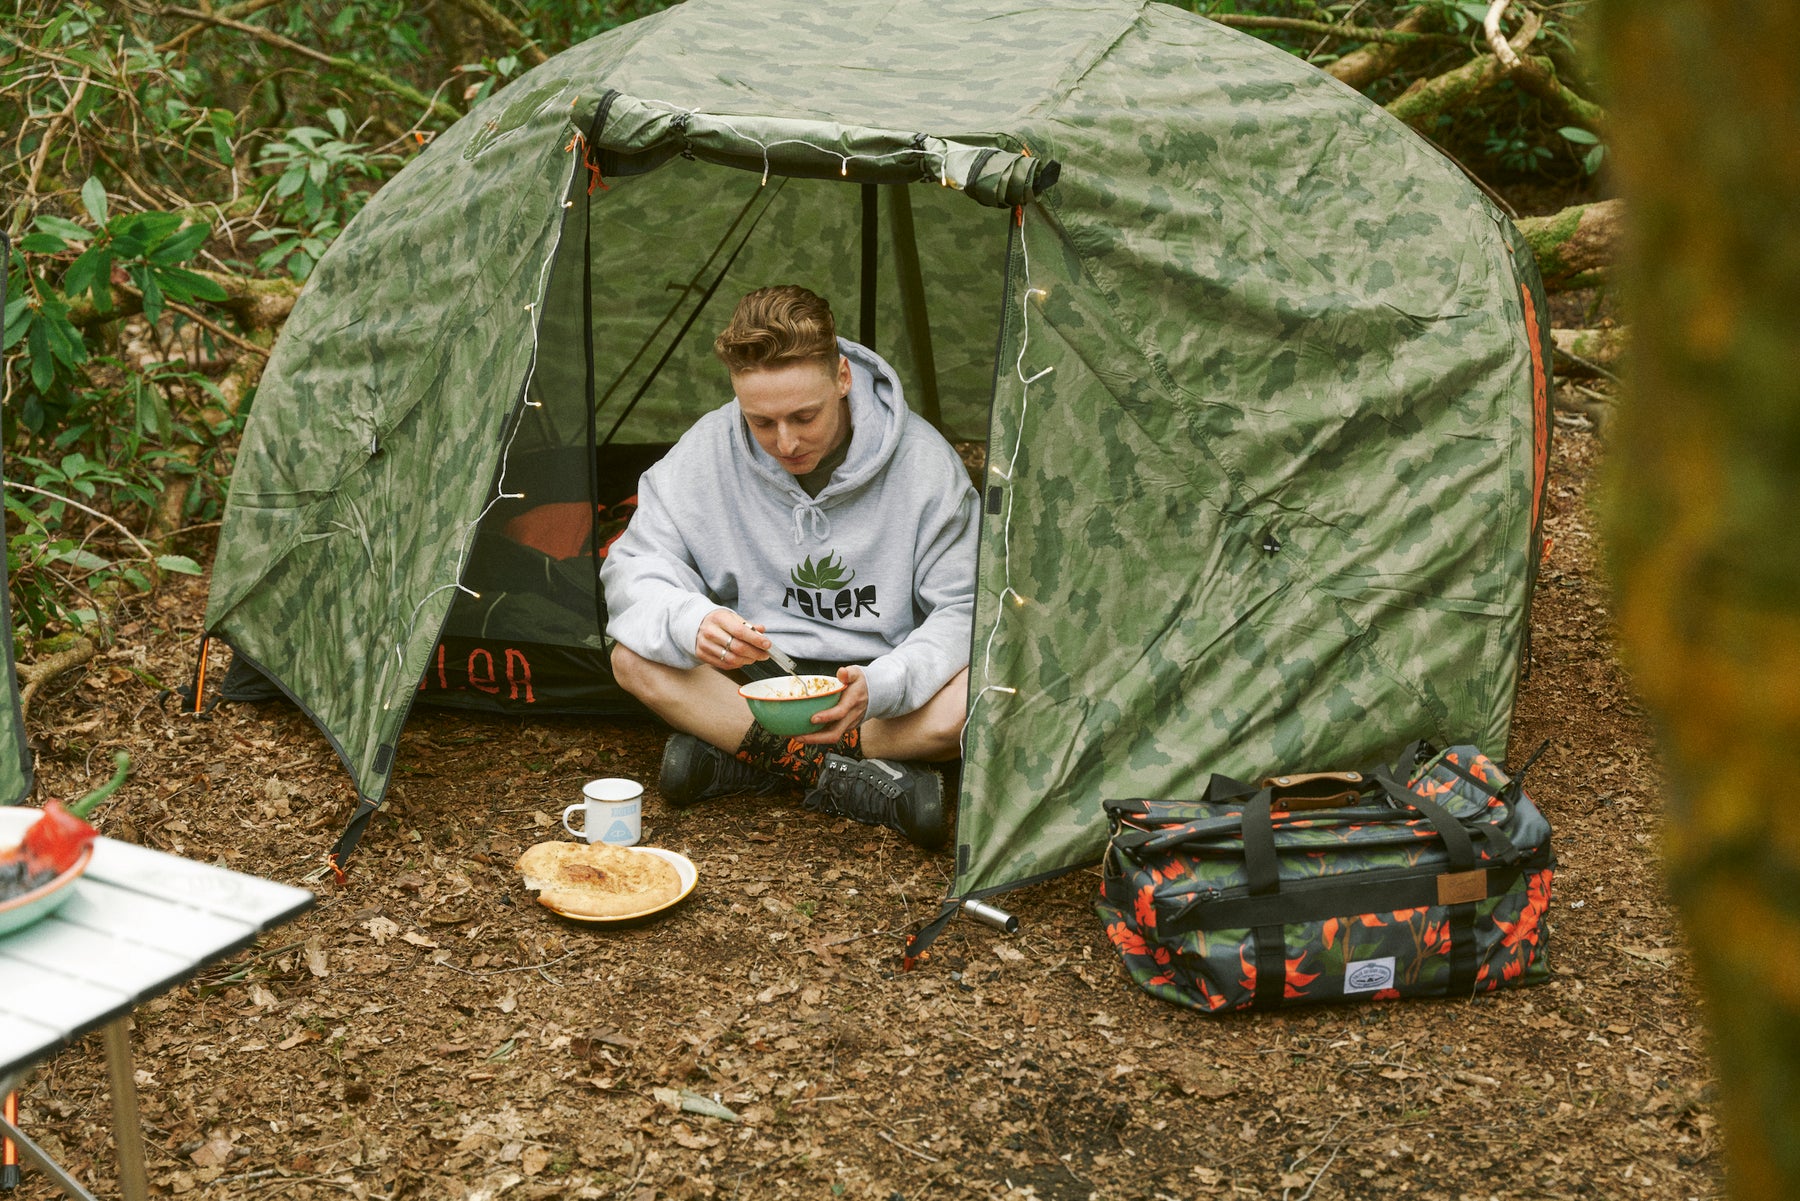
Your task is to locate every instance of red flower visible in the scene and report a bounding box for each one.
[1321,917,1340,950]
[1283,954,1320,998]
[1106,921,1149,957]
[1358,912,1388,928]
[1495,871,1554,948]
[1135,884,1157,930]
[1237,943,1257,992]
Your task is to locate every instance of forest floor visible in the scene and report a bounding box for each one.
[6,416,1721,1200]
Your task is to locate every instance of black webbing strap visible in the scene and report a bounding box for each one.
[1163,861,1533,934]
[1239,790,1288,1008]
[1447,895,1479,994]
[1374,767,1481,993]
[1372,769,1477,870]
[329,798,381,884]
[902,898,961,969]
[1504,738,1553,800]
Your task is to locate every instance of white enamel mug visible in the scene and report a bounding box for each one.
[563,777,643,846]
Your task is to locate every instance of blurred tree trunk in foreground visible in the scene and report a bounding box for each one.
[1597,3,1800,1197]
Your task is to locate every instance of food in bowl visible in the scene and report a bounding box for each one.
[739,674,846,736]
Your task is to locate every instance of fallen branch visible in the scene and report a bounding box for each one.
[18,637,97,723]
[67,267,299,332]
[1386,8,1606,136]
[1327,6,1440,90]
[1516,200,1623,289]
[1484,0,1524,71]
[1552,326,1627,377]
[1209,13,1460,48]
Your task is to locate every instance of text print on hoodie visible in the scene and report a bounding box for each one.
[601,339,978,721]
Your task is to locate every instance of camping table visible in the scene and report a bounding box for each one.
[0,808,313,1201]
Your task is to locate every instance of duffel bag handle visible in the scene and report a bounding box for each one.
[1370,767,1479,875]
[1259,770,1366,809]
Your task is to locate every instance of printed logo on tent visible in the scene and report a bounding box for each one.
[784,551,878,622]
[1342,956,1397,994]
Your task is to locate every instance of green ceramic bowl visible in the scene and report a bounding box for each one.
[739,675,846,737]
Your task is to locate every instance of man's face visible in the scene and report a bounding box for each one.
[733,356,853,476]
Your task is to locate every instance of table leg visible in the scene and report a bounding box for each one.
[2,1087,18,1190]
[100,1020,149,1201]
[0,1109,100,1201]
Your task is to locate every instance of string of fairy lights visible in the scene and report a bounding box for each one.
[963,209,1049,757]
[384,141,567,703]
[375,102,1045,732]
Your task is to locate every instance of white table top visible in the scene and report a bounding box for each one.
[0,806,313,1078]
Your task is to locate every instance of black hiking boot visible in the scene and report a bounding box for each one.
[803,754,949,849]
[658,733,787,806]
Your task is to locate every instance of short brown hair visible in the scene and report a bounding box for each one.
[713,285,838,374]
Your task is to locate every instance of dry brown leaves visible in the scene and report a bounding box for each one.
[6,427,1719,1200]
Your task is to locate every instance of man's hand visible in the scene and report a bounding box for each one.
[799,665,869,745]
[695,608,772,670]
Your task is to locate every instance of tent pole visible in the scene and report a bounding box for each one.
[887,184,941,428]
[860,182,878,350]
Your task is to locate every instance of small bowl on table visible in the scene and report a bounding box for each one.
[738,674,846,736]
[0,842,94,938]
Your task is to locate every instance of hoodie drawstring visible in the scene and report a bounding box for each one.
[792,502,831,544]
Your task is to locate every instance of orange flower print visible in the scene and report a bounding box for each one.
[1106,920,1149,957]
[1283,954,1320,998]
[1135,884,1157,930]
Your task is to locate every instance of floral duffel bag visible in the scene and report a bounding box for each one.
[1096,743,1554,1012]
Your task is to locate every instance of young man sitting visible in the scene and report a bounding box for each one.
[601,285,977,848]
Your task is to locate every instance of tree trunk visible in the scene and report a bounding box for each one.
[1597,3,1800,1197]
[1516,200,1623,289]
[1327,6,1439,91]
[68,268,299,332]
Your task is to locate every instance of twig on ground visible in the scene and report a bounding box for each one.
[1553,344,1623,384]
[877,1128,940,1163]
[432,949,585,978]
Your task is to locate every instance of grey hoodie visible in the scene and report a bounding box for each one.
[601,339,978,721]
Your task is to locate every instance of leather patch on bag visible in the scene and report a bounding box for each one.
[1437,869,1488,906]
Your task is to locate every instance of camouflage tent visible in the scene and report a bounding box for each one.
[0,232,35,807]
[205,0,1551,903]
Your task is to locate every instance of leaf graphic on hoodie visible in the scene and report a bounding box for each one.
[790,552,855,590]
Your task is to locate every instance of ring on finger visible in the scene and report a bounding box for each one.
[725,635,735,653]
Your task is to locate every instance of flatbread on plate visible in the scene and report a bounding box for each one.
[516,841,683,918]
